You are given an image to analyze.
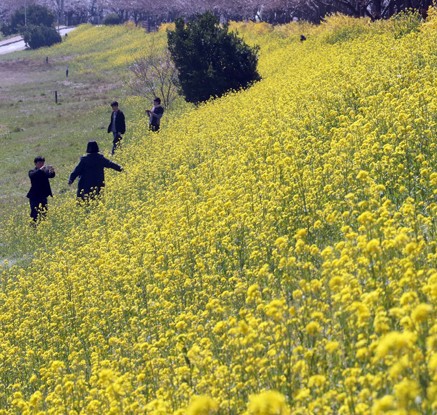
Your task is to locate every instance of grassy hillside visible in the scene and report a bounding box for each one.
[0,24,177,221]
[0,12,436,414]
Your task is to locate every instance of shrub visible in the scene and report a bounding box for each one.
[167,12,261,104]
[22,25,62,49]
[103,13,122,25]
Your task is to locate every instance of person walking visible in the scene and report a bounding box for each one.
[107,101,126,154]
[68,141,123,200]
[146,97,164,132]
[26,156,55,222]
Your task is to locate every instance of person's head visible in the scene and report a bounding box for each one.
[153,97,161,106]
[34,156,45,168]
[111,101,119,111]
[86,141,99,154]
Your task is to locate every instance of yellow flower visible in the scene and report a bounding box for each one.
[29,391,42,407]
[186,396,218,415]
[358,211,374,225]
[366,239,380,254]
[411,303,433,324]
[265,299,286,321]
[325,341,340,354]
[394,379,421,407]
[375,331,417,359]
[308,375,326,388]
[247,284,261,303]
[274,237,288,249]
[356,170,369,180]
[371,395,395,415]
[246,391,290,415]
[305,321,322,336]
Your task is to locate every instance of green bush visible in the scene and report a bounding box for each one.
[103,13,122,25]
[22,25,62,49]
[167,12,261,104]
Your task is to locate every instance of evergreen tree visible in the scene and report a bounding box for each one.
[167,12,261,104]
[22,24,61,49]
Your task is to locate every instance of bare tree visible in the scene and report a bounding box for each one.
[128,42,179,109]
[63,0,90,24]
[0,0,37,22]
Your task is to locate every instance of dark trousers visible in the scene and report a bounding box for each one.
[112,132,122,155]
[149,123,160,132]
[77,186,102,201]
[29,197,48,221]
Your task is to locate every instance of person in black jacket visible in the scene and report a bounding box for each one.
[68,141,123,200]
[107,101,126,155]
[146,97,164,132]
[27,156,55,221]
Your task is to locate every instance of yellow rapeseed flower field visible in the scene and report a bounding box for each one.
[0,11,436,414]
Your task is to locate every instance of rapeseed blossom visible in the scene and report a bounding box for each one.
[246,391,290,415]
[0,10,436,415]
[186,395,218,415]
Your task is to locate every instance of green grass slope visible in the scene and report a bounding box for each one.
[0,24,174,222]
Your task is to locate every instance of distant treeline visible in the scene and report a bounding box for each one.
[0,0,433,30]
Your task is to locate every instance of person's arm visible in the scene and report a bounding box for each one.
[29,169,38,179]
[44,166,55,178]
[151,107,164,122]
[156,107,164,121]
[68,160,82,185]
[29,168,50,181]
[103,157,123,172]
[120,111,126,134]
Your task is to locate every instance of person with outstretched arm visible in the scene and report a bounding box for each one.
[68,141,123,200]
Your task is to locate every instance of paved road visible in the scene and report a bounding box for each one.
[0,27,76,55]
